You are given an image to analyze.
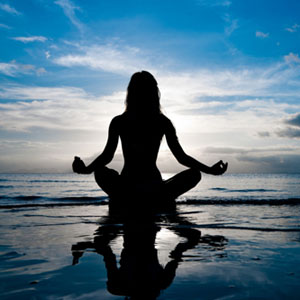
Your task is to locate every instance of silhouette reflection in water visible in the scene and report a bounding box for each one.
[72,71,228,211]
[71,212,227,299]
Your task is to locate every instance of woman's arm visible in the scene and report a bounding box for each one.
[164,117,227,175]
[72,116,120,174]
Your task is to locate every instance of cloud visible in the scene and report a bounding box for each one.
[225,19,238,36]
[236,153,300,173]
[200,146,300,173]
[0,23,11,29]
[197,0,232,7]
[204,146,296,155]
[256,31,269,38]
[0,85,93,101]
[54,43,152,75]
[159,64,300,106]
[51,36,300,104]
[223,14,239,36]
[45,51,51,59]
[285,23,300,33]
[54,41,300,102]
[257,131,270,137]
[276,113,300,138]
[12,36,48,43]
[284,52,300,65]
[284,113,300,127]
[0,3,20,15]
[0,61,46,77]
[277,128,300,138]
[36,67,46,75]
[55,0,85,32]
[0,85,124,132]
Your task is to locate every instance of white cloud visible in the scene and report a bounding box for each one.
[285,23,300,33]
[12,36,47,43]
[197,0,232,7]
[225,19,238,36]
[54,41,300,109]
[53,40,300,101]
[159,64,300,108]
[0,3,20,15]
[223,14,239,36]
[0,61,33,76]
[54,43,152,75]
[256,31,269,38]
[0,23,11,29]
[36,67,46,75]
[284,52,300,65]
[0,62,19,76]
[45,51,51,59]
[55,0,85,32]
[0,61,46,77]
[0,85,123,132]
[0,85,93,101]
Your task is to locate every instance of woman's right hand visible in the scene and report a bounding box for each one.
[72,156,87,174]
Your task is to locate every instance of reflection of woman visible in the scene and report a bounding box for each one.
[73,71,227,203]
[71,213,227,299]
[72,215,202,299]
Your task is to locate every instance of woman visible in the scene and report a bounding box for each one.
[72,71,227,207]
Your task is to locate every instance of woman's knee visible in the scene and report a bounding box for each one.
[187,168,201,186]
[94,166,105,182]
[94,167,120,196]
[94,167,119,186]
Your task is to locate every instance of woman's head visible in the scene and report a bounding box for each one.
[125,71,161,115]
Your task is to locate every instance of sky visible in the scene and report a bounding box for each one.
[1,0,300,173]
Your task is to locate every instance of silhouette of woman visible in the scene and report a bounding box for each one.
[72,71,227,207]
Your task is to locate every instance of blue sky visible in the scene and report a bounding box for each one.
[1,0,300,173]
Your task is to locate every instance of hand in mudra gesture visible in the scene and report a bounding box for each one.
[210,160,228,175]
[72,156,87,174]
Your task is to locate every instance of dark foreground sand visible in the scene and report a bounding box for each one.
[1,203,300,299]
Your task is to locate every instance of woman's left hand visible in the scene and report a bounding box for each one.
[210,160,228,175]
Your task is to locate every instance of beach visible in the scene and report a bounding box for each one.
[1,173,300,299]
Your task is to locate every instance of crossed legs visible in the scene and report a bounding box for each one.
[94,167,201,202]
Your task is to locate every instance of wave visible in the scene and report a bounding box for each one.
[1,196,300,209]
[179,198,300,205]
[0,178,90,183]
[0,196,109,209]
[163,223,300,232]
[0,185,14,189]
[28,180,90,183]
[210,188,277,193]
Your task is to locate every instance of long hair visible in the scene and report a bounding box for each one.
[125,71,161,115]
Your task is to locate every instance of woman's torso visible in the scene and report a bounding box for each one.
[117,112,166,183]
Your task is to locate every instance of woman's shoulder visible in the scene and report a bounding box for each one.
[159,114,174,127]
[111,113,125,123]
[159,113,170,122]
[109,114,125,131]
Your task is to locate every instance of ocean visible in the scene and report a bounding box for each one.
[1,173,300,299]
[0,173,300,208]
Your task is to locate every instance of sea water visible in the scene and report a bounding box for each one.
[1,173,300,299]
[0,173,300,207]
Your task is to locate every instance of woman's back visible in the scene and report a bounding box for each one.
[117,112,167,182]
